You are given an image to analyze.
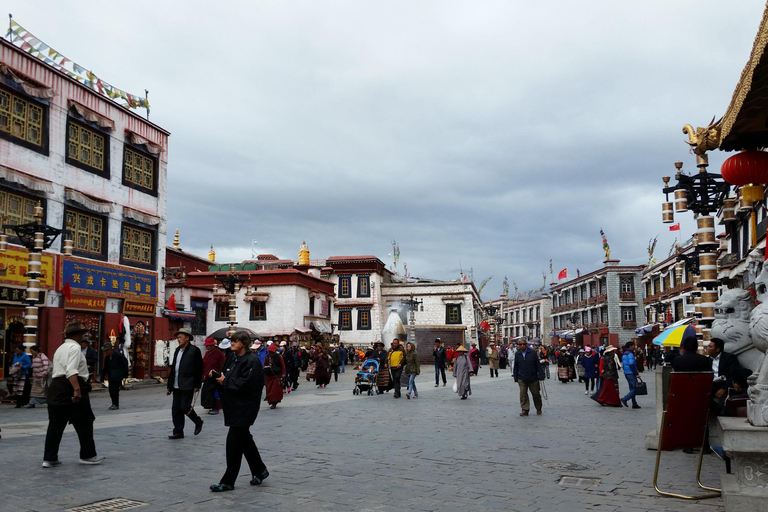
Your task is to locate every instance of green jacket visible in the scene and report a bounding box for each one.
[405,349,420,376]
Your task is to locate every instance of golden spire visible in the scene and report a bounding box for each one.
[299,240,310,265]
[173,229,180,249]
[208,245,216,262]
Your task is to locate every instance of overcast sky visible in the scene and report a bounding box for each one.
[6,1,766,299]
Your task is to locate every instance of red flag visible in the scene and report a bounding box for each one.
[165,293,177,312]
[60,277,72,300]
[669,223,680,231]
[558,268,567,280]
[480,320,490,332]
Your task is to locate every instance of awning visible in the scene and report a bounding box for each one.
[123,206,161,226]
[127,131,164,154]
[664,317,695,330]
[635,323,660,335]
[294,326,312,334]
[0,164,54,193]
[0,64,55,98]
[163,309,196,321]
[69,100,115,130]
[311,320,332,333]
[65,188,114,213]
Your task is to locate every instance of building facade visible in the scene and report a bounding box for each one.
[550,260,644,347]
[499,294,552,343]
[0,38,169,379]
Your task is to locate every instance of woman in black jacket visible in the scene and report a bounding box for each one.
[209,331,269,492]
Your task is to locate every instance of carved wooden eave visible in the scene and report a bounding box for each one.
[720,4,768,151]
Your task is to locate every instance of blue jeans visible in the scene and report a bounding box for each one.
[435,364,446,385]
[341,360,345,373]
[622,373,638,406]
[407,375,418,396]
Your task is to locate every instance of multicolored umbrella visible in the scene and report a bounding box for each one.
[652,325,697,347]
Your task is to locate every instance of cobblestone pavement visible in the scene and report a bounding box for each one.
[1,367,726,512]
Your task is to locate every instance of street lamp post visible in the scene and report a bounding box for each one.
[402,296,423,346]
[0,202,62,348]
[661,151,729,350]
[213,272,250,336]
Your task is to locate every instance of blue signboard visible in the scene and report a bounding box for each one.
[60,256,157,300]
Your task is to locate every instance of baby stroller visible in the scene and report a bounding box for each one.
[353,359,379,396]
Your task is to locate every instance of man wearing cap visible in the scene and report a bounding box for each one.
[42,322,104,467]
[100,342,129,410]
[167,328,204,439]
[433,338,447,387]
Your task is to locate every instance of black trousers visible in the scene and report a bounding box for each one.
[108,379,121,407]
[171,389,200,435]
[220,426,267,487]
[331,365,339,382]
[289,368,300,389]
[391,367,403,397]
[17,374,31,406]
[435,364,446,385]
[44,402,97,461]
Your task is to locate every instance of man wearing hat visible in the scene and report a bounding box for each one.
[167,327,204,439]
[100,342,129,410]
[42,322,104,467]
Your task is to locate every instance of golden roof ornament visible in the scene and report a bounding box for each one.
[173,229,180,249]
[208,245,216,262]
[682,116,723,167]
[299,240,310,266]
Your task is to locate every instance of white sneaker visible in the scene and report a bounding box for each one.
[584,390,589,395]
[42,460,62,468]
[79,456,105,465]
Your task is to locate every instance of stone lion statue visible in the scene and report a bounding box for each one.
[712,289,761,371]
[748,264,768,426]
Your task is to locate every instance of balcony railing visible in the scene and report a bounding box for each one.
[620,291,636,301]
[621,320,637,329]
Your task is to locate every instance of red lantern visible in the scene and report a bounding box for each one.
[721,150,768,201]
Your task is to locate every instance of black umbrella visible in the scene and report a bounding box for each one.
[207,327,261,341]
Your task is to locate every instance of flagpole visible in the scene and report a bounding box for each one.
[7,14,12,42]
[145,89,150,121]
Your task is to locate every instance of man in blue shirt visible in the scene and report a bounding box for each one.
[339,344,347,373]
[620,341,641,409]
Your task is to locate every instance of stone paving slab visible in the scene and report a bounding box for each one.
[0,369,725,511]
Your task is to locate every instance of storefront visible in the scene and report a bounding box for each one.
[64,293,106,377]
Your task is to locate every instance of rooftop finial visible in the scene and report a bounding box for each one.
[173,229,179,248]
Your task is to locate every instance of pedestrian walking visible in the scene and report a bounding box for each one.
[388,338,405,399]
[312,343,331,388]
[330,344,341,382]
[452,345,471,399]
[209,331,269,492]
[596,346,622,407]
[469,343,480,375]
[620,341,641,409]
[405,342,420,399]
[278,342,292,394]
[287,342,302,390]
[11,344,32,407]
[27,345,50,407]
[580,346,598,395]
[537,344,550,379]
[433,338,447,387]
[42,322,103,467]
[339,343,347,374]
[498,342,508,370]
[264,343,285,409]
[100,343,128,410]
[201,337,225,415]
[557,348,571,383]
[486,342,499,377]
[79,335,98,383]
[513,339,543,416]
[166,328,204,439]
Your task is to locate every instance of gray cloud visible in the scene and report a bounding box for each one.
[8,0,765,298]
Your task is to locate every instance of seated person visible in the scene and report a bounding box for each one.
[707,338,742,401]
[719,367,752,417]
[672,336,712,372]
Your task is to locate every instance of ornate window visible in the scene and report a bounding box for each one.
[0,89,44,148]
[121,224,153,266]
[357,275,370,298]
[339,275,351,298]
[0,189,37,235]
[215,303,229,321]
[123,147,155,192]
[358,309,371,330]
[65,209,103,255]
[339,310,352,330]
[67,120,106,173]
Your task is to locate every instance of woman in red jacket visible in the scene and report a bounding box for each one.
[202,338,226,415]
[265,344,286,409]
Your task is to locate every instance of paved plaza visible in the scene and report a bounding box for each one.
[1,369,726,512]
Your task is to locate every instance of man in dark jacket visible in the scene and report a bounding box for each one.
[433,338,447,387]
[673,336,713,372]
[707,338,742,400]
[513,339,543,416]
[100,344,128,410]
[167,328,204,439]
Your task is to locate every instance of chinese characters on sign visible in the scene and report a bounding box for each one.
[0,285,46,305]
[123,300,155,317]
[0,246,55,289]
[60,257,157,300]
[65,294,107,312]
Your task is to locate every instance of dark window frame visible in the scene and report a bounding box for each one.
[0,82,49,156]
[62,206,108,262]
[357,308,371,330]
[119,221,157,271]
[445,304,462,324]
[357,275,370,298]
[65,117,110,178]
[0,185,46,243]
[339,310,352,331]
[309,297,315,315]
[215,302,229,321]
[249,301,267,321]
[339,275,351,298]
[191,307,207,335]
[122,143,159,197]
